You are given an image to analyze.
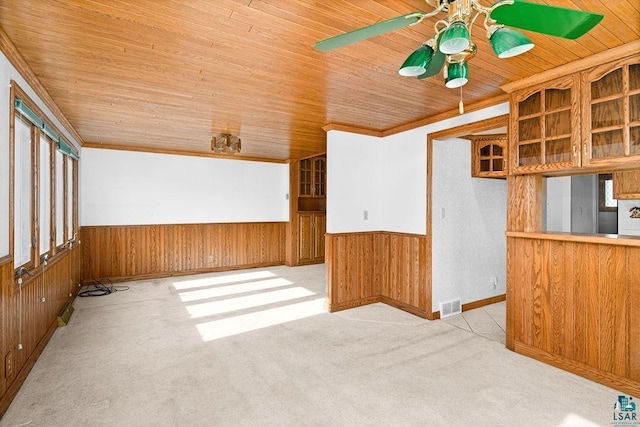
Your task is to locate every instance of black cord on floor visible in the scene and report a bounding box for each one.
[78,278,129,297]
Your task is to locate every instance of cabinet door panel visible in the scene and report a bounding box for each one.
[313,214,326,262]
[582,55,640,167]
[511,74,580,174]
[298,214,313,263]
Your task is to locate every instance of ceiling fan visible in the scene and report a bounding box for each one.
[315,0,603,91]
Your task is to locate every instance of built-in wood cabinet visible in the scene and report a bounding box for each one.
[613,169,640,199]
[581,56,640,168]
[298,213,325,264]
[510,74,581,174]
[299,156,326,197]
[509,53,640,175]
[287,154,327,266]
[471,135,507,178]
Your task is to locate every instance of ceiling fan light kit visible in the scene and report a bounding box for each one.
[399,43,434,77]
[316,0,604,94]
[445,61,469,88]
[488,25,535,59]
[438,21,470,55]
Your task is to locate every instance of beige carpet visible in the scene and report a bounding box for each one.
[0,264,621,426]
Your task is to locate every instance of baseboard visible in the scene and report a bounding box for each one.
[0,318,58,418]
[431,294,506,321]
[81,261,286,284]
[514,341,640,396]
[380,296,428,319]
[462,294,506,311]
[325,296,381,312]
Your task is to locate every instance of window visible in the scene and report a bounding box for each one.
[14,116,34,269]
[39,134,52,256]
[598,173,617,212]
[12,82,80,272]
[55,147,65,248]
[67,158,75,241]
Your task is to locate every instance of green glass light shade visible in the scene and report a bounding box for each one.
[490,27,535,58]
[445,62,469,88]
[398,45,434,77]
[438,21,470,55]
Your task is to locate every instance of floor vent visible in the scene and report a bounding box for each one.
[439,298,462,318]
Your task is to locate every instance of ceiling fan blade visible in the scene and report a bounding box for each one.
[417,48,445,79]
[315,12,425,52]
[490,0,603,40]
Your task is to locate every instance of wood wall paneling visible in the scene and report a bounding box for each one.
[81,222,287,282]
[324,232,427,317]
[0,246,80,417]
[507,236,640,396]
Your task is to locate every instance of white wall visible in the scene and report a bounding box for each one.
[431,138,507,312]
[619,200,640,236]
[81,148,289,226]
[326,132,383,233]
[0,51,81,257]
[545,176,572,232]
[327,103,509,235]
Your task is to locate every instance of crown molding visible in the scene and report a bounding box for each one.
[0,26,84,146]
[501,40,640,93]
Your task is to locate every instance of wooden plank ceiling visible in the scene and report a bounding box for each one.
[0,0,638,161]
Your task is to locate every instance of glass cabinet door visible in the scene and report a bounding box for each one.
[582,57,640,167]
[511,74,580,174]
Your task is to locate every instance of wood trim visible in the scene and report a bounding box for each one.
[82,261,285,285]
[506,231,640,247]
[383,94,510,137]
[514,341,640,397]
[82,142,288,164]
[325,296,382,313]
[429,115,510,141]
[0,26,84,146]
[324,96,509,139]
[462,294,506,312]
[426,114,510,318]
[380,296,428,319]
[432,295,506,321]
[501,40,640,93]
[426,134,434,320]
[322,124,383,138]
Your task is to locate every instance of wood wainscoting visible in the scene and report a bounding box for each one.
[325,232,428,318]
[507,233,640,396]
[81,222,287,282]
[0,245,81,416]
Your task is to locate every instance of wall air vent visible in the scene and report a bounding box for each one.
[439,298,462,318]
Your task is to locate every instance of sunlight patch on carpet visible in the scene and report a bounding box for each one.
[196,297,325,341]
[172,270,276,291]
[177,277,293,302]
[186,287,316,319]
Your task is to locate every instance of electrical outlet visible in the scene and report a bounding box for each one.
[363,210,368,220]
[208,255,214,263]
[491,277,498,290]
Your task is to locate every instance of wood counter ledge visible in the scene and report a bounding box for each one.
[506,231,640,247]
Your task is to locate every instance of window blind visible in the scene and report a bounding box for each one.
[15,98,80,160]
